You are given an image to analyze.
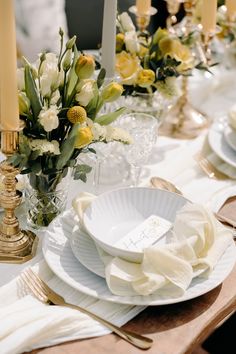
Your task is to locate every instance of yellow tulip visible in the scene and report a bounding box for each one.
[75,54,95,79]
[75,126,93,149]
[18,92,30,115]
[101,82,123,102]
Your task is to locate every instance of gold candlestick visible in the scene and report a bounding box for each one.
[129,5,157,34]
[0,131,38,263]
[160,0,210,139]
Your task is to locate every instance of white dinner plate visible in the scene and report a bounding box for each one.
[70,223,105,278]
[208,124,236,168]
[42,209,236,306]
[224,125,236,152]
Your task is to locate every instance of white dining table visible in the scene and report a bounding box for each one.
[1,65,236,354]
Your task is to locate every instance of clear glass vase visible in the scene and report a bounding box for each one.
[25,168,72,229]
[122,91,168,120]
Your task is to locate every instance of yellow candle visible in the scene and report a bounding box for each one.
[201,0,217,34]
[0,0,19,131]
[136,0,151,15]
[226,0,236,19]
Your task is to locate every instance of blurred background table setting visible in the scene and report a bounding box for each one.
[1,1,236,354]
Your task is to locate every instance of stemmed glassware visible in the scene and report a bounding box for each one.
[115,113,159,187]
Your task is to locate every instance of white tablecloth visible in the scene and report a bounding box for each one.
[1,66,236,353]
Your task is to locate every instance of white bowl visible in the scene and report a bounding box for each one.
[83,187,189,263]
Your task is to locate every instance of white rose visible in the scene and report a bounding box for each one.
[38,53,61,97]
[125,31,140,54]
[228,104,236,130]
[29,139,60,155]
[17,68,25,91]
[119,12,135,32]
[39,106,59,132]
[75,80,95,107]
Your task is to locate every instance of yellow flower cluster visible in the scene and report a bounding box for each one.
[115,14,195,93]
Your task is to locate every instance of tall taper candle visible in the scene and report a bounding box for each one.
[136,0,151,15]
[101,0,117,78]
[201,0,217,34]
[226,0,236,20]
[0,0,19,131]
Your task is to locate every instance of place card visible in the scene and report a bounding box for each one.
[115,215,172,252]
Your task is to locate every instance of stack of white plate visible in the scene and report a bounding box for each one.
[208,123,236,169]
[42,188,236,306]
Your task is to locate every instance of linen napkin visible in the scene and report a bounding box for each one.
[73,193,233,297]
[0,257,145,354]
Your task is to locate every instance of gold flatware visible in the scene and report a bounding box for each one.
[194,153,229,180]
[214,213,236,229]
[21,269,153,350]
[150,177,182,195]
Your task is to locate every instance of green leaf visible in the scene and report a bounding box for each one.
[29,162,41,173]
[24,65,42,119]
[74,164,92,182]
[66,45,79,99]
[95,107,126,125]
[97,68,106,88]
[56,124,78,170]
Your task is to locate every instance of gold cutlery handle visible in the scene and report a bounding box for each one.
[61,301,153,349]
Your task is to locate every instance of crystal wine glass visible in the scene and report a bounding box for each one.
[115,113,159,187]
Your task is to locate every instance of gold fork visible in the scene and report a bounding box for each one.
[194,153,229,180]
[21,268,153,350]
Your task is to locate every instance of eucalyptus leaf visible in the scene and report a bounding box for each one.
[95,107,126,125]
[24,65,42,119]
[74,164,92,182]
[56,124,78,170]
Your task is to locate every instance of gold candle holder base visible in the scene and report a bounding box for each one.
[0,131,38,264]
[159,76,210,139]
[159,98,210,139]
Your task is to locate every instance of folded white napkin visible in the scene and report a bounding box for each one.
[0,258,145,354]
[73,193,233,297]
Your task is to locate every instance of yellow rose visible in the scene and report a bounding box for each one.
[101,82,123,102]
[159,37,194,72]
[75,126,93,149]
[67,106,87,124]
[116,33,125,52]
[116,51,140,85]
[75,54,95,79]
[136,69,155,88]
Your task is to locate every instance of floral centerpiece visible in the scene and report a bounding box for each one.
[10,30,131,227]
[115,12,196,100]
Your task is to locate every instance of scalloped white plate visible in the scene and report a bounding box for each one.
[208,124,236,168]
[42,209,236,306]
[224,125,236,152]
